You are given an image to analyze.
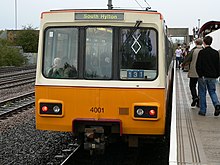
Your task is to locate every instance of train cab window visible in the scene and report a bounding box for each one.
[43,27,78,79]
[84,27,113,79]
[120,28,157,80]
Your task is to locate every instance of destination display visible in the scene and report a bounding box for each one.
[75,13,124,20]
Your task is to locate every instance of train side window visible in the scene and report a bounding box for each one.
[43,27,78,79]
[119,28,157,80]
[84,27,113,79]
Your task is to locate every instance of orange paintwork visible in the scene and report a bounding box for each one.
[35,85,167,135]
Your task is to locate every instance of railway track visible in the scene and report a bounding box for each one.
[0,65,36,74]
[60,143,81,165]
[0,79,35,90]
[0,91,35,119]
[56,139,169,165]
[0,69,36,79]
[0,70,36,90]
[46,141,81,165]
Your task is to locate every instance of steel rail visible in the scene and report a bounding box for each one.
[0,91,35,119]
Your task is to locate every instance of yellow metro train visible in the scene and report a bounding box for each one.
[35,9,174,151]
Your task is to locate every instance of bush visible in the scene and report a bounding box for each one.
[0,39,27,67]
[15,25,39,53]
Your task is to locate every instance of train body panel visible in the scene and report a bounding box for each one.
[36,85,166,135]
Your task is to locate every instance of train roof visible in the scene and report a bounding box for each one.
[199,21,220,37]
[49,8,158,12]
[41,9,164,19]
[207,28,220,50]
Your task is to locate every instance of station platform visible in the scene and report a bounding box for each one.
[169,69,220,165]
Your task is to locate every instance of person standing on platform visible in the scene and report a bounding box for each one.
[218,49,220,83]
[182,38,203,108]
[196,36,220,116]
[175,45,183,69]
[181,46,190,71]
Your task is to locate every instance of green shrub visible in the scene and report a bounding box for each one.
[0,39,27,67]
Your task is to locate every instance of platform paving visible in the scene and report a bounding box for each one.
[175,69,220,165]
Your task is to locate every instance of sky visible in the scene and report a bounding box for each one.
[0,0,220,35]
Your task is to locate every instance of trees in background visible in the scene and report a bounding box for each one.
[0,25,38,67]
[0,39,27,66]
[15,25,39,53]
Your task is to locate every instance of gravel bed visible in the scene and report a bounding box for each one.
[0,108,73,165]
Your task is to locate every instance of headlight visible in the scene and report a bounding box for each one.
[53,105,60,113]
[136,108,144,116]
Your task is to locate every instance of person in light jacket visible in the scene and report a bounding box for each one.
[182,38,203,108]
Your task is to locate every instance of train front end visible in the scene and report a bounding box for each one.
[35,9,172,150]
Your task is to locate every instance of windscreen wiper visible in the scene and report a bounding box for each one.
[120,20,142,51]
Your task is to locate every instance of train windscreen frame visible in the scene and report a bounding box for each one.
[119,28,158,80]
[42,26,158,81]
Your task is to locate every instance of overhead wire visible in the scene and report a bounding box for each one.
[134,0,144,9]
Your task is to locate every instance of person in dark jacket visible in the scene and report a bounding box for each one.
[196,36,220,116]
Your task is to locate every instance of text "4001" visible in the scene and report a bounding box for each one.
[90,107,104,113]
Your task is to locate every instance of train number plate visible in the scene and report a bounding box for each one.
[90,107,104,113]
[127,70,144,78]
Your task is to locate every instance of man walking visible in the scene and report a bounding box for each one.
[182,38,203,108]
[196,36,220,116]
